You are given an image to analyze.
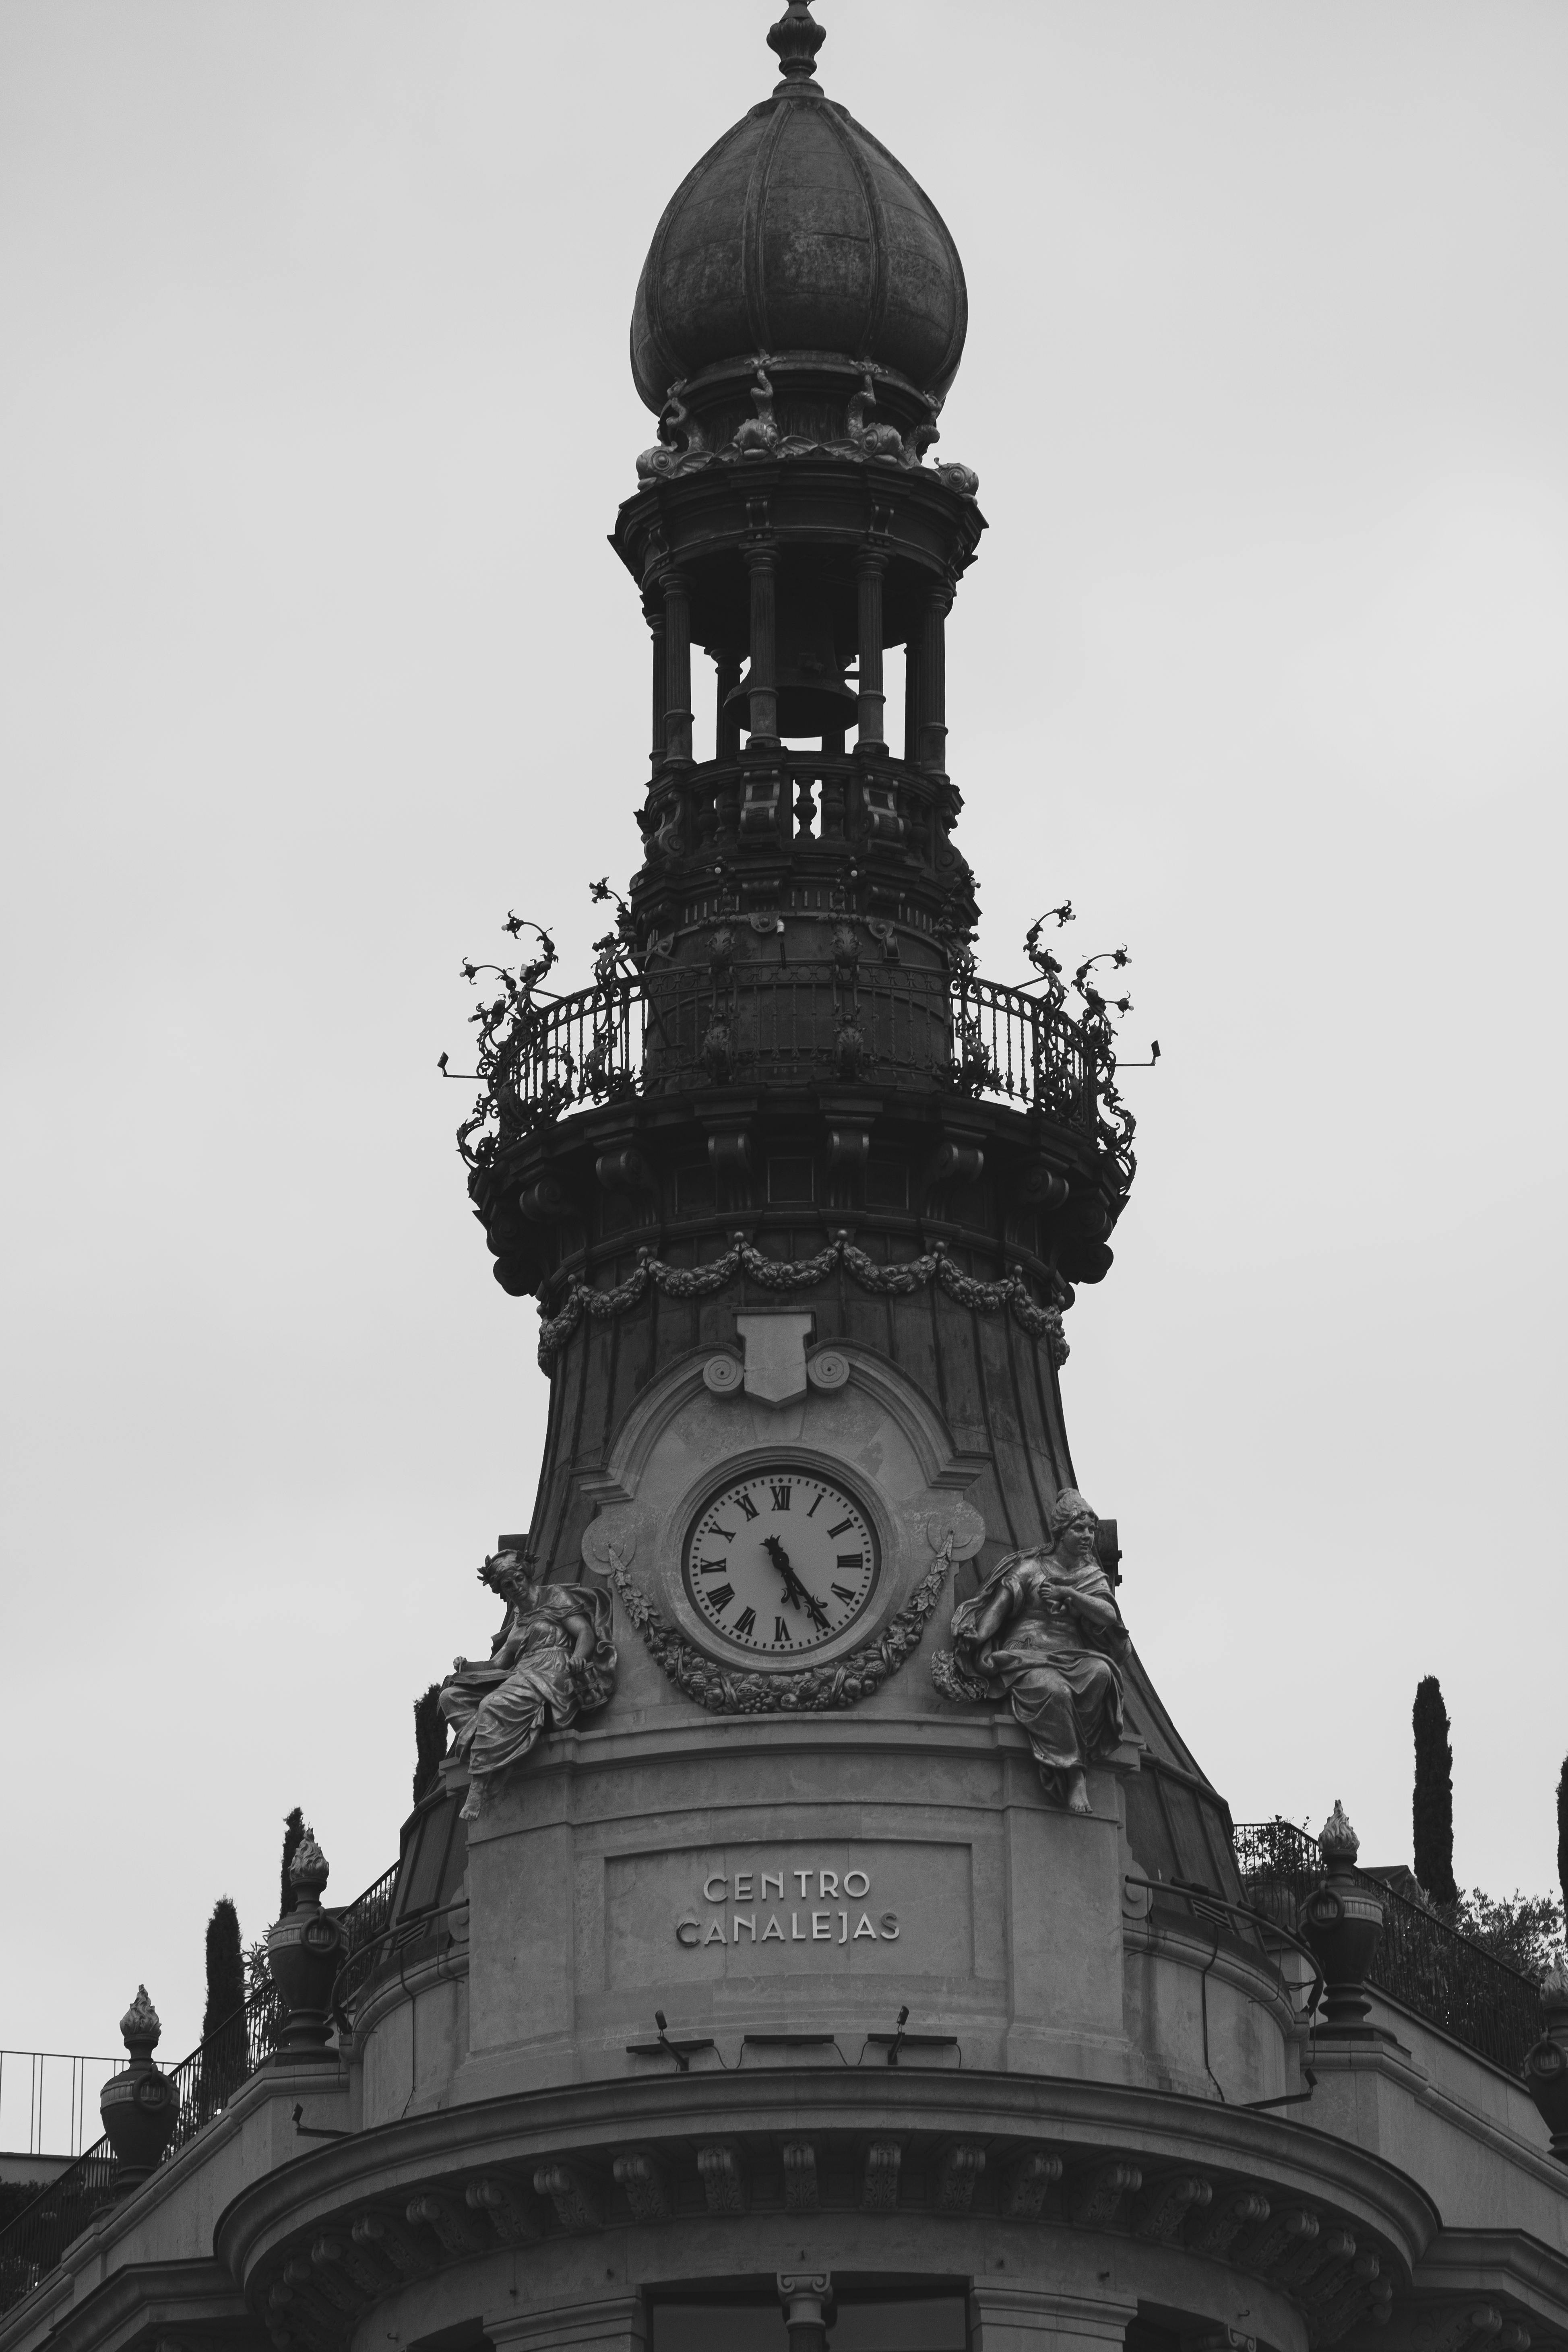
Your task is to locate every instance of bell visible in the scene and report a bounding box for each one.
[727,602,859,740]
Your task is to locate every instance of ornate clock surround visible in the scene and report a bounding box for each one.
[577,1333,988,1681]
[678,1450,884,1666]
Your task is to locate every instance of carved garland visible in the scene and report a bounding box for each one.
[603,1538,957,1716]
[537,1230,1068,1370]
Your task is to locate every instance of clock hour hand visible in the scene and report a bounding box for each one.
[761,1534,831,1633]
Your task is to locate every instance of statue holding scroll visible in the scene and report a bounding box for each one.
[933,1488,1128,1813]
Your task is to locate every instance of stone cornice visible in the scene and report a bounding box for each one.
[1411,2229,1568,2326]
[0,2257,256,2352]
[1306,2036,1564,2196]
[212,2063,1442,2284]
[0,2064,353,2352]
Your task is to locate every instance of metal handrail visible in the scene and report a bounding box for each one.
[1231,1819,1545,2075]
[487,962,1102,1150]
[0,1863,399,2317]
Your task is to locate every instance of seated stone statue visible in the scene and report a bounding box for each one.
[440,1548,617,1820]
[934,1487,1128,1814]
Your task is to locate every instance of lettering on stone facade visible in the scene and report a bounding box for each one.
[674,1859,899,1948]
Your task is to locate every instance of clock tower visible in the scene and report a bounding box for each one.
[5,19,1563,2352]
[425,0,1254,2079]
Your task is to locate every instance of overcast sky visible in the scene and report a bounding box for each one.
[2,0,1565,2106]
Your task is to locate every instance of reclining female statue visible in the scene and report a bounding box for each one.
[440,1548,616,1820]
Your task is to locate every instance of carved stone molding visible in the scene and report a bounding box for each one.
[1133,2173,1213,2243]
[1190,2190,1269,2259]
[1000,2152,1062,2219]
[404,2196,483,2259]
[532,2164,601,2233]
[225,2074,1428,2352]
[464,2176,539,2245]
[349,2212,431,2280]
[310,2234,384,2300]
[537,1229,1068,1371]
[933,2144,985,2214]
[697,2144,747,2216]
[601,1532,958,1716]
[611,2153,671,2224]
[861,2140,903,2210]
[1245,2206,1320,2278]
[782,2141,820,2213]
[1070,2161,1142,2229]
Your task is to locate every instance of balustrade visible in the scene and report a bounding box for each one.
[488,958,1098,1150]
[641,750,955,865]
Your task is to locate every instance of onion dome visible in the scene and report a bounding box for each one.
[630,1,968,415]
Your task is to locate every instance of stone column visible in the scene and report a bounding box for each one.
[903,635,921,764]
[969,2286,1137,2352]
[917,578,953,773]
[489,2297,647,2352]
[717,654,742,760]
[645,596,665,781]
[855,549,887,751]
[779,2273,835,2352]
[744,541,781,747]
[661,570,694,766]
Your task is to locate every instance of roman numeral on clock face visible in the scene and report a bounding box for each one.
[688,1471,877,1655]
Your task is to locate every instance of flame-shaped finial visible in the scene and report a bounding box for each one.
[1319,1799,1360,1864]
[119,1984,162,2050]
[768,0,826,85]
[289,1833,330,1896]
[1541,1954,1568,2005]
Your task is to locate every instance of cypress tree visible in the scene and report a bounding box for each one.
[1412,1676,1459,1905]
[202,1897,245,2041]
[413,1683,448,1804]
[279,1806,306,1917]
[1558,1753,1568,1924]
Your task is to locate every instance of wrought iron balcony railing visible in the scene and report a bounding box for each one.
[1232,1819,1545,2077]
[473,962,1109,1166]
[0,1865,399,2317]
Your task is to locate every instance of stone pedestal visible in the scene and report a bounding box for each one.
[267,1834,343,2063]
[98,1986,177,2192]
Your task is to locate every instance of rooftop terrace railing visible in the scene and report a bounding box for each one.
[485,964,1103,1157]
[1232,1818,1545,2077]
[0,1864,398,2317]
[0,2050,118,2160]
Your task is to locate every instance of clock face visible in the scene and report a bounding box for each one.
[683,1468,878,1658]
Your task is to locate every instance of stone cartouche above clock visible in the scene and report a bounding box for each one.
[683,1469,878,1657]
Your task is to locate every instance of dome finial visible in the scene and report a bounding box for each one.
[767,0,826,87]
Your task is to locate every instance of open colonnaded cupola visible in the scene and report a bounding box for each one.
[6,16,1566,2352]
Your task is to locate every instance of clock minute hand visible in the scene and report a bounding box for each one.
[762,1535,832,1633]
[761,1533,801,1603]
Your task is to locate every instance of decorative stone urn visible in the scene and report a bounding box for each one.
[99,1986,178,2190]
[266,1834,343,2061]
[1525,1958,1568,2162]
[1298,1801,1386,2030]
